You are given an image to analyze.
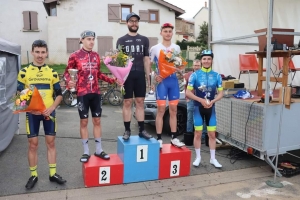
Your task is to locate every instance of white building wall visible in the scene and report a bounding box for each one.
[0,0,48,64]
[47,0,177,64]
[194,8,208,40]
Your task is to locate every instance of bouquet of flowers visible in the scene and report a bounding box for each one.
[103,45,134,95]
[10,85,54,121]
[158,49,187,79]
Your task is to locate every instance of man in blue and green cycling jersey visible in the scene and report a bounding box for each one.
[186,50,223,168]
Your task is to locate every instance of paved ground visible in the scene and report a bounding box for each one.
[0,104,297,199]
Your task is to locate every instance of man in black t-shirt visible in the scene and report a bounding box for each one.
[116,12,152,140]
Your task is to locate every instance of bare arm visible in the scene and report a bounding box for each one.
[186,89,208,108]
[144,56,151,88]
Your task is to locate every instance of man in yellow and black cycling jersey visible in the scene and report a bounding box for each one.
[17,40,66,189]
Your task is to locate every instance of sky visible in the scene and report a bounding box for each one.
[164,0,207,20]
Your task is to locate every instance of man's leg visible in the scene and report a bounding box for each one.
[77,95,91,162]
[122,98,133,140]
[25,113,40,189]
[155,103,166,148]
[92,117,110,160]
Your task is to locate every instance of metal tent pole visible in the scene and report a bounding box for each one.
[208,0,212,50]
[265,0,283,188]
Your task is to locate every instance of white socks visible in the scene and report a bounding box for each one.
[210,149,215,160]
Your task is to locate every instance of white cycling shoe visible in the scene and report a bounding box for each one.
[210,159,222,168]
[171,138,185,148]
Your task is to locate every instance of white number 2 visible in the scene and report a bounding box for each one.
[170,160,180,177]
[99,167,110,184]
[137,145,148,162]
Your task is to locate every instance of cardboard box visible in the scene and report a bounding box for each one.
[222,81,235,89]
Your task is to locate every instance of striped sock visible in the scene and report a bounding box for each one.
[30,165,38,177]
[49,163,57,177]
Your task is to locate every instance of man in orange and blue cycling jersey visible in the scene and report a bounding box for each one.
[150,23,185,149]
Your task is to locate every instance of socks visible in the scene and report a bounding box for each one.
[124,121,131,131]
[210,149,216,160]
[95,138,103,155]
[171,132,177,139]
[157,133,162,140]
[195,148,201,159]
[49,164,56,177]
[82,139,89,155]
[138,121,144,133]
[30,165,38,177]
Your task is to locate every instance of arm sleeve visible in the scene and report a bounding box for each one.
[144,37,149,57]
[97,54,115,84]
[187,72,196,90]
[17,68,27,92]
[52,70,62,96]
[217,73,223,91]
[63,54,76,82]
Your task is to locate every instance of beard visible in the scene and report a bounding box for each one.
[128,26,139,33]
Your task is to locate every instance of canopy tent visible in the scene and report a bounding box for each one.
[208,0,300,101]
[0,38,21,152]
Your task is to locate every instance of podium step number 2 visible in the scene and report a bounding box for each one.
[170,160,180,177]
[137,145,148,162]
[99,167,110,184]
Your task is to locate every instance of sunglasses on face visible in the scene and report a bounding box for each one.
[81,31,95,38]
[33,40,47,46]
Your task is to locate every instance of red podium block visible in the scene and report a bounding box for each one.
[159,144,191,179]
[82,154,124,187]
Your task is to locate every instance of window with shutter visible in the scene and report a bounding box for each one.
[22,11,39,31]
[149,10,159,24]
[139,10,149,22]
[97,36,113,57]
[108,4,121,22]
[121,5,132,22]
[66,38,80,53]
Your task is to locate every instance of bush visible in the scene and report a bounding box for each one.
[176,41,201,50]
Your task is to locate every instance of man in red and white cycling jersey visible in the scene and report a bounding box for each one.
[64,30,117,163]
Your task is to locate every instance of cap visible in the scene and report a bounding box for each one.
[161,22,174,30]
[126,12,140,22]
[79,30,96,44]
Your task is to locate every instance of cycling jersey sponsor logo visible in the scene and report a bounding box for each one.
[136,39,141,42]
[36,72,43,77]
[125,40,133,42]
[28,77,51,81]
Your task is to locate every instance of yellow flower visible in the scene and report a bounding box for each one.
[27,90,33,96]
[20,95,25,101]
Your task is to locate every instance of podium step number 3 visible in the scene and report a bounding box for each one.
[137,145,148,162]
[170,160,180,177]
[99,167,110,184]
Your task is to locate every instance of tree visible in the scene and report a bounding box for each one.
[197,21,208,48]
[195,21,209,59]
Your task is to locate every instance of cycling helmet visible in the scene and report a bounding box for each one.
[200,49,214,59]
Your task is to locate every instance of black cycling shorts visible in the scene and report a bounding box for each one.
[26,111,56,138]
[123,70,146,99]
[77,93,102,119]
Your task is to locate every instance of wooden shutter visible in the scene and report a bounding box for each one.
[108,4,120,22]
[148,37,158,49]
[139,10,149,22]
[66,38,80,53]
[97,36,113,57]
[30,11,38,30]
[22,11,30,30]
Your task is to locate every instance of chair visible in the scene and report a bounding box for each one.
[274,57,300,89]
[239,54,265,90]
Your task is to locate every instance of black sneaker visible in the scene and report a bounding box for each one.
[49,173,66,184]
[138,130,153,140]
[25,176,38,189]
[123,130,131,140]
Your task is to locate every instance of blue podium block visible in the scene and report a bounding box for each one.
[117,136,160,183]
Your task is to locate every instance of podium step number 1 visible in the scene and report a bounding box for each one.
[99,167,110,184]
[137,145,148,162]
[170,160,180,177]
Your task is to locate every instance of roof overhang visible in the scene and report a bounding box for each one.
[152,0,185,17]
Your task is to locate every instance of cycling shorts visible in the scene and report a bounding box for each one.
[77,93,102,119]
[26,111,56,138]
[194,105,217,131]
[156,76,179,101]
[123,70,146,99]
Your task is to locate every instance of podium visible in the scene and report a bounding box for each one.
[117,136,160,183]
[82,154,124,187]
[159,144,191,179]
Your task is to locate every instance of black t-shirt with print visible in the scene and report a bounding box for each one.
[116,34,149,71]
